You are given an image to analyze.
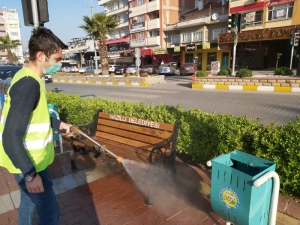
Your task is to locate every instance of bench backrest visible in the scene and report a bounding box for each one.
[94,112,176,153]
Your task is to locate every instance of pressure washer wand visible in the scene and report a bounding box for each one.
[69,126,123,162]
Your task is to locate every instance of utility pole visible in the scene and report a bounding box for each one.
[232,30,238,76]
[90,0,98,72]
[30,0,39,28]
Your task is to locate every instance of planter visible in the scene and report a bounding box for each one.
[192,75,300,93]
[52,74,165,86]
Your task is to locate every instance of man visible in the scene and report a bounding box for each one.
[0,27,72,225]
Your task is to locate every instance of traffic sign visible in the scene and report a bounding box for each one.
[136,58,141,66]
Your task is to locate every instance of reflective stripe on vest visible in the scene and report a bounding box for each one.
[0,68,55,173]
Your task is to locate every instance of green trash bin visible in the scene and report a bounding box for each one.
[210,150,276,225]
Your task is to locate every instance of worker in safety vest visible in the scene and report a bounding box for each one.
[0,27,73,225]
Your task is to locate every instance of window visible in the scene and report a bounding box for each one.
[138,31,144,38]
[212,29,226,40]
[138,15,144,22]
[131,33,137,40]
[268,3,293,20]
[0,32,5,36]
[149,29,159,37]
[241,11,263,26]
[9,24,18,28]
[171,35,180,45]
[10,32,18,36]
[182,33,191,43]
[108,4,113,11]
[130,1,134,7]
[193,32,203,42]
[207,52,217,68]
[138,0,144,6]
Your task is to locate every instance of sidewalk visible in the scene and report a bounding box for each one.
[1,140,300,225]
[0,142,225,225]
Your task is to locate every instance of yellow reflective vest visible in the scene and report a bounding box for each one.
[0,68,54,173]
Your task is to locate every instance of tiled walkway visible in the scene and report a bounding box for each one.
[0,143,225,225]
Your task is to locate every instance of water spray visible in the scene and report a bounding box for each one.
[68,126,124,163]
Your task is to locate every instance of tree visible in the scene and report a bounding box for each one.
[12,53,21,64]
[0,34,21,64]
[79,13,119,75]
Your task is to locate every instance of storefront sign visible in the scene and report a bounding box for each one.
[245,12,256,23]
[237,47,265,57]
[202,42,210,49]
[140,49,152,56]
[130,22,145,33]
[218,44,232,50]
[130,39,146,47]
[153,48,167,54]
[174,46,180,52]
[218,26,294,44]
[106,37,129,45]
[186,44,196,51]
[230,2,265,14]
[167,48,174,53]
[266,0,293,6]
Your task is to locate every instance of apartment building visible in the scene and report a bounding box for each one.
[163,0,229,70]
[0,8,24,64]
[98,0,131,65]
[218,0,300,69]
[128,0,196,66]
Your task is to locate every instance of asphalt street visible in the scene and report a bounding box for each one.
[46,75,300,126]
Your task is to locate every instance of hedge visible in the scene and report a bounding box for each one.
[47,91,300,198]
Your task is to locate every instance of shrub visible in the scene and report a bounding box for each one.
[274,67,294,76]
[226,68,232,75]
[236,68,252,78]
[109,73,115,77]
[46,91,300,198]
[217,69,229,76]
[196,70,208,77]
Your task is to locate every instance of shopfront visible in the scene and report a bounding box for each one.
[106,37,132,66]
[218,26,295,69]
[182,43,230,71]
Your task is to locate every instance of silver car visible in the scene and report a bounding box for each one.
[126,65,139,74]
[158,64,176,75]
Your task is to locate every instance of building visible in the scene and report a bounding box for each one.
[219,0,300,69]
[98,0,131,66]
[164,0,230,71]
[0,8,24,64]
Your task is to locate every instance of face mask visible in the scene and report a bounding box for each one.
[41,56,62,75]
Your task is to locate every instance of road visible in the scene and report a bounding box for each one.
[46,75,300,126]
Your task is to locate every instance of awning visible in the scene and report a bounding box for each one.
[141,49,152,56]
[106,37,129,45]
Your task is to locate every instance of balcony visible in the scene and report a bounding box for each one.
[164,14,228,31]
[116,20,129,29]
[147,36,160,46]
[146,18,160,30]
[106,5,128,16]
[129,0,159,17]
[0,26,5,32]
[98,0,112,6]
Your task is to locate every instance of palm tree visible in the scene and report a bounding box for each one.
[79,13,119,75]
[0,34,21,64]
[12,53,21,64]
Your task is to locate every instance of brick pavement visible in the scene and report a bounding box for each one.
[0,142,225,225]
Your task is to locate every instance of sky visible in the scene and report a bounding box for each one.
[1,0,104,51]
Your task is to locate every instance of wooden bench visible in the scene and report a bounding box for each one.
[69,110,180,204]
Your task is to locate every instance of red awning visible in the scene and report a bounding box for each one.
[230,2,265,13]
[141,49,152,56]
[106,37,129,45]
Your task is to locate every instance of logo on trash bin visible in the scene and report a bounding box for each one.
[219,187,240,210]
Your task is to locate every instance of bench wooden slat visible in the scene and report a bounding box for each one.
[97,119,173,140]
[94,131,166,152]
[96,124,171,146]
[99,112,174,132]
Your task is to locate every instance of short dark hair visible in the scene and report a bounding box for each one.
[28,27,67,61]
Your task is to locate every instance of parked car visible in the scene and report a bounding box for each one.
[70,66,79,73]
[180,63,196,76]
[140,65,158,74]
[126,65,140,74]
[114,66,126,75]
[0,64,22,80]
[79,67,88,74]
[44,75,52,83]
[168,62,178,69]
[158,64,176,75]
[109,65,116,74]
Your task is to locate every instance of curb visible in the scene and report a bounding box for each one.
[192,84,300,93]
[53,79,149,87]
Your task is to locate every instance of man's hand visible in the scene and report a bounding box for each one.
[25,174,44,193]
[59,122,73,136]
